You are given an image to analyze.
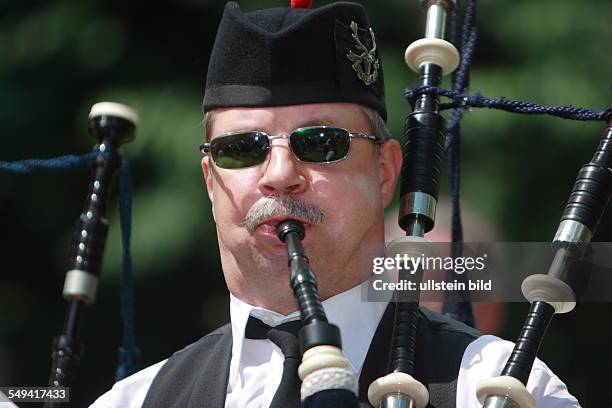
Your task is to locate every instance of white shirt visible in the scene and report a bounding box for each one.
[0,391,19,408]
[91,282,580,407]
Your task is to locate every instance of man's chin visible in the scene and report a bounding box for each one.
[249,247,291,273]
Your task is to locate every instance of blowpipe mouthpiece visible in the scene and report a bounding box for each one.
[277,220,305,242]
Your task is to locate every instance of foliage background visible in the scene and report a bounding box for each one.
[0,0,610,406]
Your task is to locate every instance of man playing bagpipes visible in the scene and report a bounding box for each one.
[91,1,580,407]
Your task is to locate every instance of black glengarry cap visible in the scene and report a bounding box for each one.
[203,1,386,120]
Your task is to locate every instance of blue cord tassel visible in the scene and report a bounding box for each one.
[115,159,142,381]
[444,0,477,327]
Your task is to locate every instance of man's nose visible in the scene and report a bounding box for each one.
[258,138,307,196]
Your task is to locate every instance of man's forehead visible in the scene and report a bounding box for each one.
[209,103,367,137]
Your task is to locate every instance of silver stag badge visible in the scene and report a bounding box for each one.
[346,21,379,86]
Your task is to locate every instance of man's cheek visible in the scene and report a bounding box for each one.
[212,178,251,215]
[349,175,382,210]
[210,195,241,226]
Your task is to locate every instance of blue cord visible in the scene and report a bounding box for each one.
[0,152,98,173]
[441,0,477,327]
[406,85,610,122]
[116,159,142,381]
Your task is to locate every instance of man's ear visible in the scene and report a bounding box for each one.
[201,156,215,203]
[377,139,403,208]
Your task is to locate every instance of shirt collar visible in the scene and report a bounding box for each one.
[229,279,388,381]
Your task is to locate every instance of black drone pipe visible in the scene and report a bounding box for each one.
[367,1,461,407]
[478,114,612,408]
[45,103,137,408]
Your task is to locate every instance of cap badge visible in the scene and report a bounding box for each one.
[346,21,379,86]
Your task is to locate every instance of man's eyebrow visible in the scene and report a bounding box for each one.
[213,126,266,137]
[296,117,339,128]
[213,117,342,137]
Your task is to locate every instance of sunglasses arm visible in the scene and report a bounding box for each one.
[350,133,384,143]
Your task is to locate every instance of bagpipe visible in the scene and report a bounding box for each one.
[274,0,611,407]
[0,102,141,407]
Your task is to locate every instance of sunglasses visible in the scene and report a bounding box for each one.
[200,126,383,169]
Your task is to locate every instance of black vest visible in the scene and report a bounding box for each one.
[142,304,480,408]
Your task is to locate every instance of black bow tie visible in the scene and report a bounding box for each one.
[244,315,302,340]
[244,316,303,408]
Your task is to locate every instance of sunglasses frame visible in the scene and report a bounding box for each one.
[199,125,384,169]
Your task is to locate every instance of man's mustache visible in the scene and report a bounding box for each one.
[244,196,326,233]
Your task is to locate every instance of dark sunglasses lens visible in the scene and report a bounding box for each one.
[290,128,350,163]
[210,132,269,169]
